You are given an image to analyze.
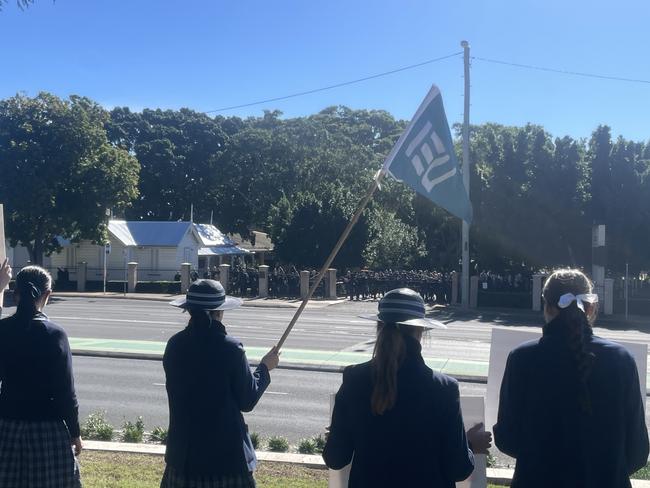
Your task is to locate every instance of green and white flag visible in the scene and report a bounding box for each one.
[383,84,472,223]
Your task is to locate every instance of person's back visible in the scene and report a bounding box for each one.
[324,288,476,488]
[325,337,474,487]
[494,268,649,488]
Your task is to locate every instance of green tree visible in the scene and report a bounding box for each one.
[0,93,139,264]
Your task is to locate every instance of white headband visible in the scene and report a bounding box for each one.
[558,293,599,312]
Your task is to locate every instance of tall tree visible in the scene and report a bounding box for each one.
[0,93,140,263]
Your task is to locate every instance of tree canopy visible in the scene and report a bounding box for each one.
[0,93,139,263]
[2,91,649,274]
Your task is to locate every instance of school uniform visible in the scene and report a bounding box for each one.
[0,311,81,488]
[494,317,650,488]
[324,334,474,487]
[162,320,270,488]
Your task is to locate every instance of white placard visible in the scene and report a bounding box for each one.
[0,204,6,263]
[328,393,351,488]
[457,396,487,488]
[486,327,648,434]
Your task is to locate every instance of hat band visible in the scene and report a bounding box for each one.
[186,294,225,307]
[378,302,425,317]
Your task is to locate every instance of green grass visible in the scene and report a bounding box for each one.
[81,451,328,488]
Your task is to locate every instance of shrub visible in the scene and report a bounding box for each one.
[122,416,145,443]
[80,411,114,441]
[149,426,168,444]
[249,432,261,450]
[298,438,317,454]
[312,434,326,454]
[267,436,290,452]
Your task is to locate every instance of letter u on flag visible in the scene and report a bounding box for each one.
[383,84,472,223]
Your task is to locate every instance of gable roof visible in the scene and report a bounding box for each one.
[194,223,236,247]
[108,220,195,247]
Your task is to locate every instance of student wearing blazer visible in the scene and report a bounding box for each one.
[324,288,491,487]
[494,268,649,488]
[161,279,279,488]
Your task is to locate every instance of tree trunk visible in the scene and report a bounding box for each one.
[31,239,44,266]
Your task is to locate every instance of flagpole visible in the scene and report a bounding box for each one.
[276,169,386,349]
[461,40,471,309]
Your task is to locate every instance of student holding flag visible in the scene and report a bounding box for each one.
[324,288,491,487]
[161,279,280,488]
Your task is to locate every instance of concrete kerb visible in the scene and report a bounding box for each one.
[86,441,650,486]
[70,348,488,383]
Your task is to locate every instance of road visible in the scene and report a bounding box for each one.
[46,296,650,364]
[75,356,487,443]
[22,297,650,449]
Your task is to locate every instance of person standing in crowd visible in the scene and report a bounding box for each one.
[161,279,280,488]
[324,288,491,487]
[494,269,649,488]
[0,265,82,487]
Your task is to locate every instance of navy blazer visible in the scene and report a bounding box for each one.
[163,321,270,476]
[324,336,474,487]
[494,318,649,488]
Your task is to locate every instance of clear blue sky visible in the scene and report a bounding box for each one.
[1,0,649,140]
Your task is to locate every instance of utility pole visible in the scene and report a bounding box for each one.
[461,40,471,308]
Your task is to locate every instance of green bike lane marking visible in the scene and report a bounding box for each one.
[69,337,489,378]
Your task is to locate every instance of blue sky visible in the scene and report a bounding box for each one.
[1,0,649,140]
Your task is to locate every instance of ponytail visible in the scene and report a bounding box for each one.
[188,308,212,330]
[542,268,596,413]
[371,323,406,416]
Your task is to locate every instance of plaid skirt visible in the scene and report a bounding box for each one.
[160,465,256,488]
[0,418,82,488]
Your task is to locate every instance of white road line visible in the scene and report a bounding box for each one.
[153,383,165,386]
[265,391,289,395]
[50,316,181,325]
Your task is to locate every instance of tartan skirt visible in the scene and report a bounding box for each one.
[160,465,256,488]
[0,418,82,488]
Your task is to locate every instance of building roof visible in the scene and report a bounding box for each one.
[108,220,195,247]
[194,223,237,247]
[198,246,251,257]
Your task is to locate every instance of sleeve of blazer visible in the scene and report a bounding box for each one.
[51,329,80,438]
[440,378,475,482]
[231,343,270,413]
[493,351,523,457]
[323,367,354,470]
[623,353,650,474]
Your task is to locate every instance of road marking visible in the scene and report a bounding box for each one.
[153,383,165,386]
[50,316,181,326]
[265,391,288,395]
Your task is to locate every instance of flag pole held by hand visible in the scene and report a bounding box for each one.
[276,169,386,350]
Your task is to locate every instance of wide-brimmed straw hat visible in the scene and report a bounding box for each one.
[359,288,447,329]
[169,279,242,311]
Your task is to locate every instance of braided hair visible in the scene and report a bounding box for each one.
[14,265,52,320]
[542,268,596,413]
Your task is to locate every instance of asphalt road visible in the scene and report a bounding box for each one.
[44,296,650,364]
[75,356,487,444]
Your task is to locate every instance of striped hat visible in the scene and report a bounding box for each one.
[360,288,446,329]
[169,279,242,311]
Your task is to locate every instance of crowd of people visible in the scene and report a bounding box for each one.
[1,258,648,487]
[342,269,453,303]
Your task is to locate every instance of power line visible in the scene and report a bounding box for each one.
[472,56,650,85]
[205,52,463,113]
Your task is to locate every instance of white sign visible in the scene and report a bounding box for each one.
[0,204,5,263]
[105,242,111,254]
[328,393,351,488]
[486,327,648,434]
[457,396,487,488]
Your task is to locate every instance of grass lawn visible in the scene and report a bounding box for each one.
[81,451,328,488]
[79,451,650,487]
